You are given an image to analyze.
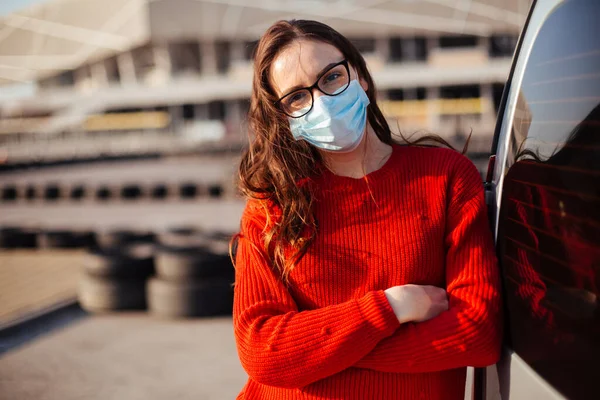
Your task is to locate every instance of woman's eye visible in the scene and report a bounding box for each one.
[288,92,306,105]
[324,72,341,83]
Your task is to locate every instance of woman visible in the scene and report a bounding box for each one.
[232,19,501,400]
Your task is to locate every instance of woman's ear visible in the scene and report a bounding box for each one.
[351,65,368,92]
[359,77,369,92]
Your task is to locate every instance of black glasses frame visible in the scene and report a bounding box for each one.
[274,59,351,118]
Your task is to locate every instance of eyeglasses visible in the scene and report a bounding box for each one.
[274,59,351,118]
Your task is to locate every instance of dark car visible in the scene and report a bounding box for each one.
[479,0,600,399]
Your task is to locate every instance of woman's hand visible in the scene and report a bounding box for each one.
[384,284,448,324]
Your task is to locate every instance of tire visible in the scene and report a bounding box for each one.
[70,185,86,201]
[157,227,206,248]
[78,274,146,312]
[179,183,198,199]
[154,245,225,280]
[147,277,233,318]
[156,228,234,280]
[95,185,113,201]
[212,254,234,280]
[83,243,155,279]
[96,229,155,249]
[0,227,38,248]
[207,183,223,198]
[203,230,233,255]
[24,185,36,201]
[158,227,232,252]
[201,231,235,280]
[120,184,143,201]
[38,229,96,249]
[44,184,61,201]
[1,185,17,202]
[78,231,97,248]
[150,184,168,200]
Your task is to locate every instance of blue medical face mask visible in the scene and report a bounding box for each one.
[288,79,370,153]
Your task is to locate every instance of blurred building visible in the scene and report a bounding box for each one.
[0,0,532,165]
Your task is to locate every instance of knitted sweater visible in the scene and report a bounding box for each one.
[233,144,502,400]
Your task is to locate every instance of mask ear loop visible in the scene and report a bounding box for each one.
[352,66,380,208]
[352,65,379,208]
[360,119,380,209]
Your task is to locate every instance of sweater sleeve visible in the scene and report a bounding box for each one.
[354,154,502,373]
[233,200,400,389]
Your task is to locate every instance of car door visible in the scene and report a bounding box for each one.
[481,0,600,399]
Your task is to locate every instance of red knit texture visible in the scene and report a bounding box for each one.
[233,144,502,400]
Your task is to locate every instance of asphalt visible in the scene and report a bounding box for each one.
[0,314,248,400]
[0,192,249,399]
[0,154,485,400]
[0,250,83,329]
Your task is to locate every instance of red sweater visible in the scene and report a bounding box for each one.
[233,144,502,400]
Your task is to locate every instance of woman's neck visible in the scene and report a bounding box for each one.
[321,124,393,179]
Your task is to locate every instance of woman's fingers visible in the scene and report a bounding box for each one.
[384,284,449,324]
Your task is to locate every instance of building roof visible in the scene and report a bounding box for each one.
[0,0,531,86]
[0,0,149,85]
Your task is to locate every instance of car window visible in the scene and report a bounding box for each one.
[496,0,600,399]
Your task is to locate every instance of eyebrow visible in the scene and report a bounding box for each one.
[280,59,344,97]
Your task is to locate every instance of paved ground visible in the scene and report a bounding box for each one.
[0,250,83,329]
[0,154,485,399]
[0,314,248,400]
[0,309,475,400]
[0,194,250,399]
[0,245,248,400]
[0,244,475,400]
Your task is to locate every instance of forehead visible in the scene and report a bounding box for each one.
[270,39,344,97]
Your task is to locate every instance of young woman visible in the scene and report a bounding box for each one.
[232,19,501,400]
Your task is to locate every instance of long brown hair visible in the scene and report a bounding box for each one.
[234,19,466,282]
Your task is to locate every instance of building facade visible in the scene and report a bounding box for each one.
[0,0,531,164]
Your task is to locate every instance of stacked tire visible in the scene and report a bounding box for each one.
[0,226,38,249]
[148,228,234,318]
[38,228,96,249]
[0,226,98,249]
[78,229,155,313]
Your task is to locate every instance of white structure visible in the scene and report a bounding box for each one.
[0,0,532,163]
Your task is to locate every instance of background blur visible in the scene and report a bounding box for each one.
[0,1,532,399]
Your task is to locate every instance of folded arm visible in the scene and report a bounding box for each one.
[354,155,502,373]
[233,203,400,388]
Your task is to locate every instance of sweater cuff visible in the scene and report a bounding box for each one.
[356,290,400,337]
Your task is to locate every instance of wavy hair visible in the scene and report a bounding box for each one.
[234,19,466,282]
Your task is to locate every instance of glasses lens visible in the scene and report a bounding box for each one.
[318,64,350,95]
[281,89,312,117]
